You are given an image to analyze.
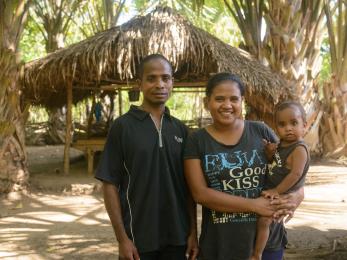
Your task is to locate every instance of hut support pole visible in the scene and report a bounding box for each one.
[118,89,123,116]
[64,82,73,175]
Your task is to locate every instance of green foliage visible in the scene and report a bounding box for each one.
[319,36,332,84]
[19,16,46,62]
[74,0,129,38]
[167,91,207,122]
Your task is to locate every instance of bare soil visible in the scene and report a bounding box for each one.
[1,146,347,259]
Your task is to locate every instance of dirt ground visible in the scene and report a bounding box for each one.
[1,145,347,259]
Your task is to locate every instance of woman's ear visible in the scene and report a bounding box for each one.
[303,121,308,135]
[203,97,209,111]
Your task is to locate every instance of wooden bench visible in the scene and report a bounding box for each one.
[72,138,106,175]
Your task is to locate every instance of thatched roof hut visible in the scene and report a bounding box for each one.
[23,6,292,114]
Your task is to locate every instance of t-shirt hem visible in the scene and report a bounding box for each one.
[183,155,200,160]
[137,241,187,253]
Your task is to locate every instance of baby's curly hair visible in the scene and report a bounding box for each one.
[274,101,306,123]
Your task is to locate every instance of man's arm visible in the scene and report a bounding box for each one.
[186,193,198,259]
[103,182,140,260]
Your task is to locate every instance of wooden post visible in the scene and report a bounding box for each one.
[118,89,123,116]
[87,148,94,175]
[64,82,73,175]
[87,95,96,138]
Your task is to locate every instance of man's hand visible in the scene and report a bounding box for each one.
[118,238,140,260]
[263,139,277,162]
[186,232,199,260]
[262,189,280,200]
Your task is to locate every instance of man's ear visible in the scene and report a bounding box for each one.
[137,79,142,90]
[203,97,209,110]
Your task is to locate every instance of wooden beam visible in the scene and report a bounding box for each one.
[64,81,73,175]
[172,90,205,93]
[174,82,206,87]
[72,82,207,91]
[118,89,123,116]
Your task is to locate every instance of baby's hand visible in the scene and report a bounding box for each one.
[262,189,280,200]
[262,139,277,161]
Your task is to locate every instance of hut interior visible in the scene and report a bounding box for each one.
[23,6,291,175]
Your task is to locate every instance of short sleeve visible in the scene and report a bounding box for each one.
[262,123,279,143]
[184,131,201,160]
[95,120,124,185]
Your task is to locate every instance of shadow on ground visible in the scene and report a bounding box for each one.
[1,146,346,259]
[0,193,118,259]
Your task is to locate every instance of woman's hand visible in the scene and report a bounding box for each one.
[261,189,279,200]
[251,196,276,217]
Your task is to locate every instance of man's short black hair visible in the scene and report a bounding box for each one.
[137,54,173,79]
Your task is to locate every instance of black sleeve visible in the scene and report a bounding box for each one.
[179,120,189,141]
[262,122,279,143]
[183,131,201,160]
[95,120,124,185]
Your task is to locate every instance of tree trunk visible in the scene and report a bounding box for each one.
[0,0,30,193]
[0,48,29,193]
[321,2,347,158]
[47,107,66,144]
[321,77,347,158]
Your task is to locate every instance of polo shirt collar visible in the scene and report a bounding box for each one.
[129,105,172,121]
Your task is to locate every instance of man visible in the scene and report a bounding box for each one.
[96,54,198,260]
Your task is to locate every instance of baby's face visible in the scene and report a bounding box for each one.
[275,106,306,145]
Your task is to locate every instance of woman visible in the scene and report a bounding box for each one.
[184,73,303,260]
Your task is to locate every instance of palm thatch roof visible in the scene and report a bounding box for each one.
[23,6,292,113]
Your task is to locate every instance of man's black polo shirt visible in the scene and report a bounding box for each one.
[95,105,190,253]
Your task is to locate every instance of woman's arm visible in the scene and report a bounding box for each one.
[184,159,275,217]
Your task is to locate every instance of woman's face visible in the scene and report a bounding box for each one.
[206,81,243,127]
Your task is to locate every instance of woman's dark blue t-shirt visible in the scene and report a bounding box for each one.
[184,120,277,260]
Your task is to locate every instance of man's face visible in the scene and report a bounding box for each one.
[138,58,173,106]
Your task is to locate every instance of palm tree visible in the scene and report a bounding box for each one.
[0,0,31,193]
[321,1,347,157]
[29,0,85,145]
[77,0,126,37]
[194,0,326,153]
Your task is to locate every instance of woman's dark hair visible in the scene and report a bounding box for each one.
[274,101,307,123]
[137,54,173,79]
[206,72,245,97]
